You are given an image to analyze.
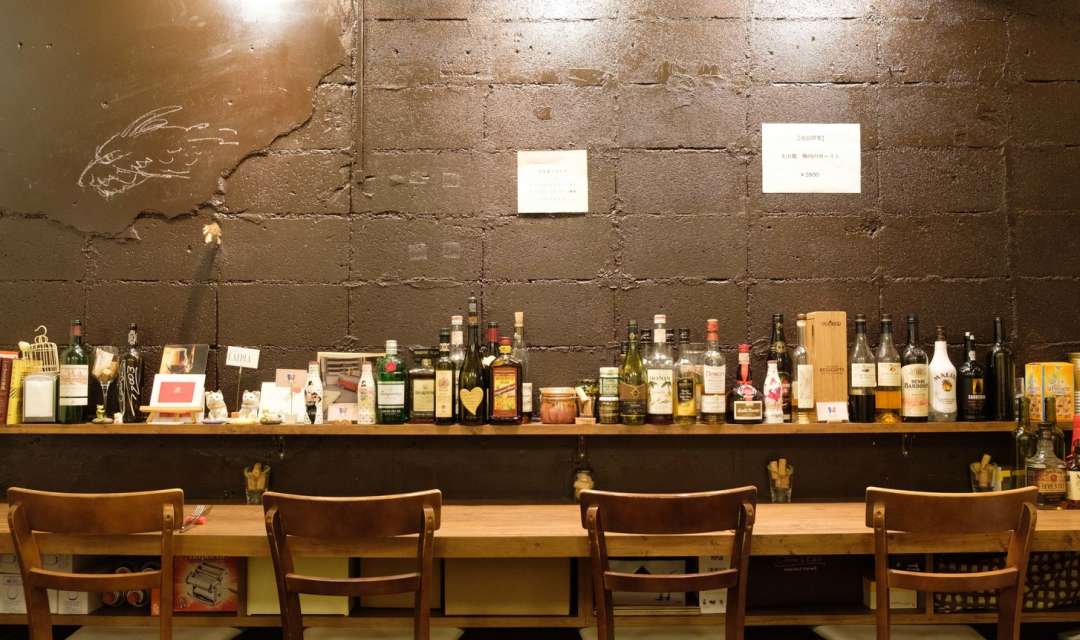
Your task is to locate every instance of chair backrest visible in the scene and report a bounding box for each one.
[579,487,757,534]
[262,490,442,640]
[865,486,1037,534]
[7,487,183,640]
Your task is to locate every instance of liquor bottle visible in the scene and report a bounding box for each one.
[674,328,697,425]
[117,323,144,423]
[957,332,986,421]
[700,319,726,425]
[357,360,377,425]
[58,319,90,424]
[619,320,648,426]
[792,314,815,424]
[1013,396,1035,489]
[304,361,324,425]
[616,341,629,369]
[763,360,784,424]
[929,325,957,422]
[986,316,1015,421]
[482,321,499,364]
[727,344,763,424]
[375,340,407,424]
[449,315,465,420]
[900,314,929,423]
[434,329,456,426]
[767,314,792,422]
[848,314,876,423]
[874,315,901,424]
[640,328,654,363]
[512,312,532,422]
[459,296,487,425]
[1067,439,1080,509]
[1028,397,1067,509]
[645,315,674,425]
[488,336,523,425]
[408,347,436,424]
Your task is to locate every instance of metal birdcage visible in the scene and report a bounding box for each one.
[26,325,59,374]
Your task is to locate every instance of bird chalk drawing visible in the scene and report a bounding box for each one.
[77,105,238,199]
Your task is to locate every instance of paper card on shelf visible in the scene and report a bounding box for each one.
[761,123,861,194]
[517,149,589,214]
[327,403,357,423]
[225,346,260,369]
[699,555,730,614]
[817,401,849,423]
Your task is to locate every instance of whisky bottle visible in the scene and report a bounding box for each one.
[700,319,726,425]
[357,360,376,425]
[459,296,486,425]
[375,340,407,424]
[727,344,763,424]
[763,360,784,424]
[117,323,144,423]
[792,314,815,424]
[848,314,876,423]
[619,320,648,426]
[645,315,674,425]
[449,314,465,420]
[408,347,435,424]
[767,314,792,421]
[305,361,324,425]
[874,315,901,424]
[929,325,957,422]
[488,336,523,425]
[986,316,1015,421]
[957,332,986,421]
[434,329,455,426]
[58,319,90,424]
[1028,397,1067,509]
[674,328,697,425]
[900,314,929,422]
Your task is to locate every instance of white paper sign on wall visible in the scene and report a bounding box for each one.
[761,123,861,194]
[225,346,261,369]
[517,149,589,214]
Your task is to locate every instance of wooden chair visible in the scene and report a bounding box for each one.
[6,487,239,640]
[865,486,1038,640]
[579,487,757,640]
[263,489,457,640]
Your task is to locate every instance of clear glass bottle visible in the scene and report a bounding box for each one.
[58,319,89,424]
[1028,398,1067,509]
[645,314,674,425]
[727,344,763,424]
[1013,396,1036,489]
[763,360,784,424]
[792,314,814,424]
[1067,438,1080,509]
[901,314,929,422]
[767,314,792,422]
[849,314,877,423]
[489,336,523,425]
[357,360,376,425]
[640,328,654,363]
[375,340,407,424]
[619,320,648,426]
[408,347,435,424]
[986,316,1015,421]
[449,314,465,421]
[929,325,957,422]
[874,315,901,424]
[304,360,324,425]
[512,311,531,420]
[957,332,986,421]
[674,328,697,425]
[700,319,726,425]
[459,296,486,425]
[117,323,144,424]
[434,329,456,426]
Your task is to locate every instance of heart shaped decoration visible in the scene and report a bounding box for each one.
[459,387,484,415]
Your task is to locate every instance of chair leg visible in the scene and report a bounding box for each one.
[996,586,1022,640]
[875,596,890,640]
[26,585,52,640]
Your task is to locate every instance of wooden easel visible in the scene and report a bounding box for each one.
[140,404,203,425]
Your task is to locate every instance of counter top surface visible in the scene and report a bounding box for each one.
[2,502,1078,558]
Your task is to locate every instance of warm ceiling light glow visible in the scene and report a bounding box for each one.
[238,0,288,24]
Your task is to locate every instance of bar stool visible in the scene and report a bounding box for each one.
[6,487,241,640]
[262,489,461,640]
[814,486,1038,640]
[579,487,757,640]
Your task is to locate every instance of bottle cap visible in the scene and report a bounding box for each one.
[706,318,719,332]
[654,314,667,324]
[738,343,750,353]
[514,311,524,327]
[385,339,398,353]
[451,315,463,325]
[499,336,512,346]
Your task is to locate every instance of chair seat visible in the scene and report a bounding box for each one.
[580,627,726,640]
[814,625,985,640]
[305,628,464,640]
[1058,630,1080,640]
[68,627,242,640]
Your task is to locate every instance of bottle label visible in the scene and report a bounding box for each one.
[377,381,405,408]
[434,371,454,418]
[703,364,725,395]
[963,378,986,416]
[522,382,533,413]
[654,329,666,344]
[796,364,814,409]
[851,363,876,388]
[357,384,376,424]
[59,364,89,406]
[491,367,519,418]
[901,364,929,417]
[1068,469,1080,501]
[733,400,763,422]
[701,394,725,413]
[676,376,696,417]
[619,382,647,420]
[931,371,957,413]
[118,361,142,418]
[459,387,484,417]
[646,369,673,414]
[412,379,435,414]
[451,331,463,346]
[1035,468,1066,495]
[599,375,619,397]
[877,362,900,387]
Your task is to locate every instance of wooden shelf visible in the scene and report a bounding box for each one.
[0,421,1017,436]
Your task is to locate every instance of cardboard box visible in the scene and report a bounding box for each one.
[806,311,849,409]
[699,555,731,614]
[862,576,918,610]
[0,574,59,614]
[247,557,349,616]
[173,556,241,613]
[1026,362,1075,422]
[358,558,442,609]
[57,589,102,615]
[608,558,687,607]
[444,558,570,616]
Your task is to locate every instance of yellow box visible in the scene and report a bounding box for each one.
[246,557,349,616]
[358,558,442,609]
[444,558,570,616]
[862,577,918,610]
[1025,362,1075,422]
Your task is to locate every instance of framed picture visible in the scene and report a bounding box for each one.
[160,344,210,375]
[149,374,206,408]
[316,351,383,408]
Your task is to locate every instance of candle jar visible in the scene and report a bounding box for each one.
[540,387,578,425]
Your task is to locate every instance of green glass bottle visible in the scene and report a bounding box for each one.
[58,319,90,424]
[375,339,406,424]
[458,295,487,425]
[619,320,647,426]
[434,328,456,426]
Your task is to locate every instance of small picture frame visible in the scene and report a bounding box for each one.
[149,374,206,408]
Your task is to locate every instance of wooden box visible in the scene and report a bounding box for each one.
[358,558,442,609]
[806,311,849,408]
[443,558,570,616]
[247,556,349,616]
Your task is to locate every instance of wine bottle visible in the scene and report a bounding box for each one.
[117,323,144,423]
[449,314,465,420]
[375,340,407,424]
[619,320,647,426]
[900,314,929,422]
[792,314,815,424]
[874,314,901,424]
[986,316,1015,421]
[929,325,957,422]
[434,329,456,426]
[957,332,986,421]
[727,344,763,424]
[767,313,792,421]
[700,319,726,425]
[645,314,674,425]
[459,296,486,425]
[674,328,697,425]
[848,314,876,423]
[58,319,89,424]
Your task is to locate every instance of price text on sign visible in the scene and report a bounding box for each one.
[225,346,260,369]
[761,123,861,194]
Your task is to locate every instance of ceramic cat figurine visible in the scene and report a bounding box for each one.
[237,390,261,422]
[204,390,228,422]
